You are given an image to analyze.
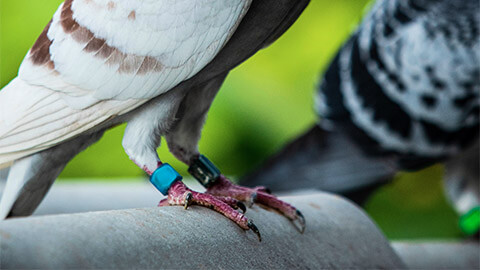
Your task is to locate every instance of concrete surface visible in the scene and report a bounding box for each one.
[33,179,166,215]
[0,192,405,269]
[392,241,480,269]
[0,179,204,216]
[1,181,479,269]
[0,179,319,216]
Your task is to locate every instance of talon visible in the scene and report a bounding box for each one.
[247,192,257,207]
[237,201,247,213]
[293,209,306,233]
[184,192,193,210]
[247,220,261,242]
[254,186,271,194]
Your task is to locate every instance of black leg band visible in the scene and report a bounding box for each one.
[188,155,220,188]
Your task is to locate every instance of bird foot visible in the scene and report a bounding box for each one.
[158,181,261,241]
[206,175,306,233]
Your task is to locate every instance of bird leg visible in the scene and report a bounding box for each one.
[188,155,306,233]
[148,162,260,241]
[157,73,304,237]
[121,86,261,240]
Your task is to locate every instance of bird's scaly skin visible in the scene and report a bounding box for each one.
[159,180,262,241]
[208,176,305,230]
[159,174,305,240]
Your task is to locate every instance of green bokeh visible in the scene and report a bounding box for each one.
[1,0,460,239]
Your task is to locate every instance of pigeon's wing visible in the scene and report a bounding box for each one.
[0,78,143,169]
[20,0,252,104]
[0,0,251,168]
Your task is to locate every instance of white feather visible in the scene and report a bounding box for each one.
[0,78,146,168]
[19,0,251,102]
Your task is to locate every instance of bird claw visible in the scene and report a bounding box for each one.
[206,175,306,233]
[248,220,261,242]
[161,181,260,240]
[263,187,272,194]
[161,179,302,242]
[237,201,247,214]
[184,192,193,210]
[292,209,306,233]
[254,186,271,194]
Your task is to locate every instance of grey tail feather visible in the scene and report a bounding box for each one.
[0,130,105,219]
[240,124,397,205]
[0,168,9,182]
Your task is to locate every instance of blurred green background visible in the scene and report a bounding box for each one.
[0,0,461,239]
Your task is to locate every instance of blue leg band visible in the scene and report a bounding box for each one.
[150,163,183,195]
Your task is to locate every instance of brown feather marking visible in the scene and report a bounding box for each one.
[84,37,105,53]
[61,0,79,33]
[30,20,55,69]
[118,55,143,73]
[72,26,94,43]
[107,1,116,10]
[128,11,136,20]
[59,0,163,74]
[95,43,115,59]
[138,57,163,74]
[105,50,126,66]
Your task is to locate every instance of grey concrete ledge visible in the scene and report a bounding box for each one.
[393,241,480,269]
[0,193,404,269]
[0,179,201,216]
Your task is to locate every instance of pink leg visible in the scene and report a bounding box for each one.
[159,181,261,241]
[206,175,305,233]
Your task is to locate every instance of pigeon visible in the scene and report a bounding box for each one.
[242,0,479,221]
[0,0,310,240]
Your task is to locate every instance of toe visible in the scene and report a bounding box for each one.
[252,191,306,233]
[254,186,272,194]
[160,181,260,239]
[216,196,246,213]
[158,198,169,207]
[206,177,306,232]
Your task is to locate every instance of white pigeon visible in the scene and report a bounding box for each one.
[0,0,309,240]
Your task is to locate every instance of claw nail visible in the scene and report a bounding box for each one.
[247,220,262,242]
[237,201,247,213]
[184,192,193,210]
[247,192,257,208]
[293,209,306,233]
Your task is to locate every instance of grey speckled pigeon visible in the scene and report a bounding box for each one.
[0,0,310,240]
[243,0,479,218]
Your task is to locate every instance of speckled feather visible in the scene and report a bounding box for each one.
[316,0,479,168]
[242,0,479,211]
